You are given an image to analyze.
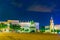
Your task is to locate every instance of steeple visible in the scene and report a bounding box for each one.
[50,16,54,32]
[51,16,53,20]
[50,16,54,23]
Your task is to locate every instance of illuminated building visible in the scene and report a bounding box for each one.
[7,20,19,24]
[0,20,39,33]
[45,26,50,33]
[50,17,54,32]
[19,22,39,33]
[19,22,31,33]
[0,21,10,32]
[45,17,55,33]
[45,17,60,34]
[45,17,54,33]
[54,25,60,30]
[35,23,40,32]
[54,25,60,34]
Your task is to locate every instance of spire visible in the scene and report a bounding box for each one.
[51,16,53,20]
[50,16,54,23]
[50,16,54,32]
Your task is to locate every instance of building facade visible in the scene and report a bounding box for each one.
[19,22,39,33]
[45,17,60,34]
[0,20,39,33]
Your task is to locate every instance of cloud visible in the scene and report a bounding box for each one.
[27,5,55,12]
[10,1,23,8]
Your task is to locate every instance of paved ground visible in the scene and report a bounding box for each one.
[0,32,60,40]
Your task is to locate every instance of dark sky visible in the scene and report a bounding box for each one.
[0,0,60,26]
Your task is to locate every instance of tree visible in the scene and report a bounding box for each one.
[10,23,21,31]
[20,28,24,31]
[40,26,45,33]
[30,20,35,24]
[0,23,8,32]
[0,23,8,29]
[25,29,29,31]
[30,20,35,28]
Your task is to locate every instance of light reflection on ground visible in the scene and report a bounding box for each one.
[0,32,60,40]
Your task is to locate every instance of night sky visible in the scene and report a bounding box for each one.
[0,0,60,26]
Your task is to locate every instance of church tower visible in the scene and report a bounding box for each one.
[50,17,54,32]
